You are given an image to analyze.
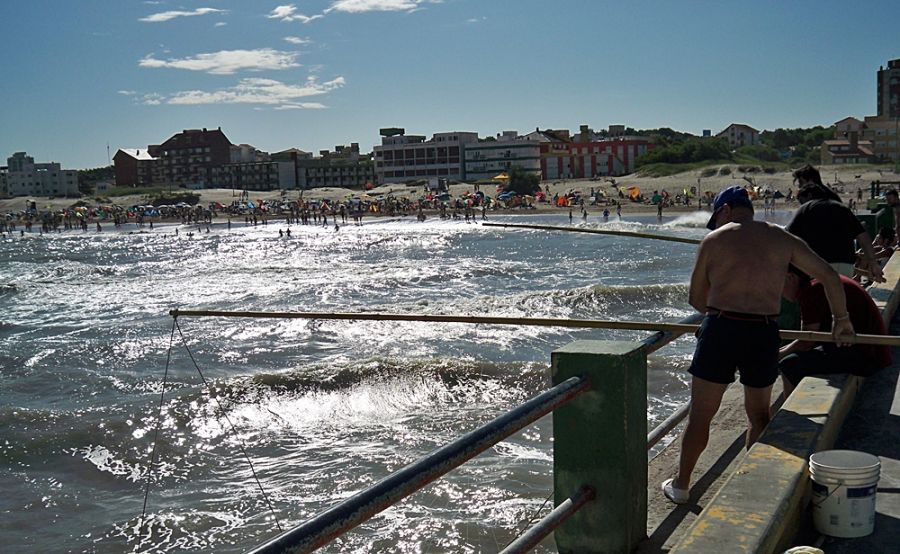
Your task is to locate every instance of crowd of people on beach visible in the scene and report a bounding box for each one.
[662,164,894,506]
[2,176,820,239]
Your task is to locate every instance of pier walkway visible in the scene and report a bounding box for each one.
[640,260,900,553]
[807,325,900,552]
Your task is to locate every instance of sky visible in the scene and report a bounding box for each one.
[1,0,898,169]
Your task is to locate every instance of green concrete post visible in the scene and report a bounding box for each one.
[551,340,647,554]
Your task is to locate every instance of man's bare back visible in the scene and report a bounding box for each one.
[690,219,837,316]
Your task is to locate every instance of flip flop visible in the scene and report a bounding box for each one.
[662,478,689,504]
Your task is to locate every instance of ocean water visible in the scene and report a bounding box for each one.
[0,210,786,553]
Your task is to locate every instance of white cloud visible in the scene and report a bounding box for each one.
[325,0,433,14]
[215,22,227,27]
[139,49,300,75]
[139,7,225,23]
[284,36,311,45]
[267,5,324,23]
[117,90,136,96]
[147,76,345,106]
[142,93,165,105]
[273,102,327,110]
[466,16,486,24]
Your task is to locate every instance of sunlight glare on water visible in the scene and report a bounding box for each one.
[0,212,761,552]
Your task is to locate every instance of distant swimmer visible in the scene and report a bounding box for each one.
[286,228,291,237]
[603,209,609,221]
[279,229,284,237]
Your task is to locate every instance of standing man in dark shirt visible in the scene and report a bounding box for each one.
[786,165,883,282]
[779,271,891,396]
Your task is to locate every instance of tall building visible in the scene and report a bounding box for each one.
[3,152,79,198]
[877,58,900,119]
[0,166,7,198]
[374,128,479,183]
[858,58,900,162]
[151,127,232,188]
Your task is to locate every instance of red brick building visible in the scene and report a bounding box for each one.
[113,148,162,187]
[150,127,232,188]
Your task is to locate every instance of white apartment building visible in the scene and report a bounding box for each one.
[464,131,541,181]
[374,128,479,183]
[4,152,79,198]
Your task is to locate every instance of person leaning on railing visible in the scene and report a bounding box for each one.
[778,268,892,397]
[661,185,854,506]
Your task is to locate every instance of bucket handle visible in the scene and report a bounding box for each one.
[811,480,844,508]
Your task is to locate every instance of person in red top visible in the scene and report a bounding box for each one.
[779,270,892,396]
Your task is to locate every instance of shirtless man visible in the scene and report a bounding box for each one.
[662,186,854,504]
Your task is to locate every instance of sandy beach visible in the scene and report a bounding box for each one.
[2,165,896,218]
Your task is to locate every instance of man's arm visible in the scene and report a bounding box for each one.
[689,239,711,313]
[787,234,855,345]
[855,231,886,283]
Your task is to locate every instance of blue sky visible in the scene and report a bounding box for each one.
[1,0,898,169]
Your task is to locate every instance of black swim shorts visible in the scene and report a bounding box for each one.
[688,314,781,388]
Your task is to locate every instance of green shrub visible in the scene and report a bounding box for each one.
[718,167,732,176]
[700,167,718,178]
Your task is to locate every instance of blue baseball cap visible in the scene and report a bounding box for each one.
[706,186,752,230]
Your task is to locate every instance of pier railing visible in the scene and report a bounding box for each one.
[217,312,704,554]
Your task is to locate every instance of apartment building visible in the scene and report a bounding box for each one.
[3,152,78,197]
[113,148,164,187]
[524,126,653,179]
[877,58,900,119]
[211,161,296,191]
[295,143,376,189]
[149,127,232,188]
[374,128,479,183]
[464,131,541,181]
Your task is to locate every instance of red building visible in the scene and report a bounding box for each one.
[524,128,655,179]
[113,148,162,187]
[151,127,232,188]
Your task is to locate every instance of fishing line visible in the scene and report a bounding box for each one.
[173,317,284,533]
[503,489,555,549]
[139,317,177,543]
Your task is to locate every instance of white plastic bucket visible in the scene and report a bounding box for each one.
[809,450,880,538]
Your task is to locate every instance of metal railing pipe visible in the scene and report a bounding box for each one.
[647,402,691,451]
[499,485,595,554]
[247,375,591,554]
[641,313,704,355]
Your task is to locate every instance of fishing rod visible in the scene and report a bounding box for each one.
[481,221,702,245]
[169,309,900,347]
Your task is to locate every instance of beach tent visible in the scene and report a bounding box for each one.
[626,186,641,201]
[493,172,509,181]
